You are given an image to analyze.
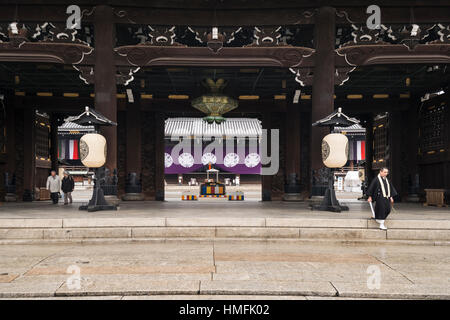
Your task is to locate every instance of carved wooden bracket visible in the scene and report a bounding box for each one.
[341,25,388,47]
[147,26,183,46]
[246,27,283,47]
[429,24,450,44]
[115,44,315,68]
[187,27,243,53]
[72,65,94,84]
[116,66,141,86]
[0,41,94,65]
[387,24,435,50]
[336,43,450,67]
[289,67,314,86]
[31,22,92,47]
[334,66,355,86]
[72,65,140,85]
[0,21,94,65]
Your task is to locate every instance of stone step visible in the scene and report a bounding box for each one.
[1,237,449,247]
[0,279,449,299]
[1,217,450,242]
[1,217,450,229]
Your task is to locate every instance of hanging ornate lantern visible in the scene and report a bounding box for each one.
[311,107,359,212]
[69,106,118,212]
[191,78,238,124]
[322,133,349,168]
[79,133,107,168]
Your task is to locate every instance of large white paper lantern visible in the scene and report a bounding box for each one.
[79,133,107,168]
[322,133,348,168]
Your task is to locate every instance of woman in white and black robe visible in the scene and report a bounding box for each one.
[367,172,398,222]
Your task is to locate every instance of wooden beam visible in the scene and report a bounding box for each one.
[115,5,450,25]
[0,42,94,65]
[2,3,448,25]
[336,98,410,114]
[138,98,287,113]
[13,96,93,112]
[115,45,314,68]
[336,44,450,67]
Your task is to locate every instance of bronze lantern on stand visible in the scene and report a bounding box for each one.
[71,107,118,212]
[311,108,359,212]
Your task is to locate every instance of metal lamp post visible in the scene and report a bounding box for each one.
[311,108,359,212]
[70,107,118,212]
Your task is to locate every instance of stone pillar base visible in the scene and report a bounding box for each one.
[104,195,120,206]
[4,193,17,202]
[307,196,324,206]
[121,193,145,201]
[406,194,421,202]
[22,189,34,202]
[283,193,307,202]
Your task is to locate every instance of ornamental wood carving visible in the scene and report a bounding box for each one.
[336,43,450,67]
[289,67,314,86]
[0,41,94,65]
[115,45,315,68]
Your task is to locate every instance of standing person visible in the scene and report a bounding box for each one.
[46,170,61,204]
[61,171,75,205]
[367,167,398,230]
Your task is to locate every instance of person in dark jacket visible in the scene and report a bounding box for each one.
[367,167,398,230]
[61,171,75,205]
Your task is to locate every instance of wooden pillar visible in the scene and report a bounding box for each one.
[311,7,336,171]
[122,94,144,200]
[300,104,312,197]
[126,96,142,176]
[364,114,374,184]
[94,5,117,172]
[154,112,165,201]
[6,93,16,175]
[49,114,59,172]
[261,111,272,201]
[23,108,36,201]
[283,96,302,200]
[389,109,403,201]
[446,92,450,191]
[405,96,420,200]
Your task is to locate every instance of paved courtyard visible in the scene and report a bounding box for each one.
[0,240,449,299]
[0,198,449,299]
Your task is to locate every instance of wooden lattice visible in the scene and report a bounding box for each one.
[0,117,5,154]
[35,116,50,160]
[372,116,388,169]
[419,101,446,154]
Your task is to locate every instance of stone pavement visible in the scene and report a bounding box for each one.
[0,240,449,299]
[1,200,448,220]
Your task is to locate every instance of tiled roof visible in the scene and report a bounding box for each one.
[165,117,262,138]
[334,123,366,133]
[58,120,95,133]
